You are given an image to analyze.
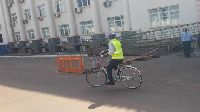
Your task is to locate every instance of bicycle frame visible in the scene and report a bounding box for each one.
[92,54,128,81]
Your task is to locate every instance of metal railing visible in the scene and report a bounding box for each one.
[121,22,200,54]
[56,22,200,55]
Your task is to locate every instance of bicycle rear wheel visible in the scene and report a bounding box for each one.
[120,65,142,89]
[86,68,107,87]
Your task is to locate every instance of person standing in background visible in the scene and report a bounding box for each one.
[181,28,197,58]
[197,33,200,48]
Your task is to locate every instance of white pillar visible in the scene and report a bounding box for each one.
[91,0,101,34]
[30,0,40,40]
[14,0,27,41]
[122,0,132,31]
[67,0,77,36]
[45,0,57,38]
[2,0,14,42]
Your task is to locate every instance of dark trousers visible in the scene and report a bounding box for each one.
[107,59,123,82]
[183,41,191,57]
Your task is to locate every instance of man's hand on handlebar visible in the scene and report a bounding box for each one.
[101,53,109,58]
[100,51,109,58]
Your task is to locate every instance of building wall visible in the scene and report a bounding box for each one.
[129,0,198,32]
[0,0,8,45]
[73,0,125,39]
[196,0,200,22]
[6,0,129,42]
[0,0,199,45]
[98,0,124,35]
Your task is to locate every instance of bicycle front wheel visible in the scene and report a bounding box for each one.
[120,65,142,89]
[86,68,107,87]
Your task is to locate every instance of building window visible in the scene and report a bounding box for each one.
[11,13,17,23]
[55,0,66,13]
[42,27,50,38]
[80,21,94,35]
[107,15,124,32]
[170,5,180,24]
[59,24,70,36]
[28,29,35,39]
[24,9,31,20]
[149,4,180,27]
[15,32,21,41]
[38,4,46,17]
[149,9,159,27]
[77,0,90,7]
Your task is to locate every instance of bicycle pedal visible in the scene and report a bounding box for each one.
[113,76,120,81]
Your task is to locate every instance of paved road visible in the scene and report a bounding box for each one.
[0,54,200,112]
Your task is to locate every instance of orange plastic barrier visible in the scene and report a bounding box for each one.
[57,55,84,73]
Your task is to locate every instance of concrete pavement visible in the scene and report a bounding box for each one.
[0,53,200,112]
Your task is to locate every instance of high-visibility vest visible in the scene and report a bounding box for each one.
[109,39,124,60]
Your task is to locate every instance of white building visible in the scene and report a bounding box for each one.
[0,0,199,53]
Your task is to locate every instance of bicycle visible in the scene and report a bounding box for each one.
[86,51,142,89]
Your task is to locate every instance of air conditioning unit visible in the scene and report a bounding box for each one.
[75,7,82,14]
[8,2,12,7]
[41,48,46,53]
[11,23,15,27]
[19,0,24,3]
[23,20,28,24]
[54,13,60,18]
[103,1,112,7]
[37,16,43,21]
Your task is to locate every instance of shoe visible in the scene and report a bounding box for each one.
[105,81,115,85]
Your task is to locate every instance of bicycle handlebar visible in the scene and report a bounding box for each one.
[100,50,108,58]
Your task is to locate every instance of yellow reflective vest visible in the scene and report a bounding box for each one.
[109,39,124,60]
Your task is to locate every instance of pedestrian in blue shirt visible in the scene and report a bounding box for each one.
[198,33,200,48]
[181,28,197,58]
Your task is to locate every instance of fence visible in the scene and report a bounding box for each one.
[57,55,84,73]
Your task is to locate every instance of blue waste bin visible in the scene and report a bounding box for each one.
[0,45,10,55]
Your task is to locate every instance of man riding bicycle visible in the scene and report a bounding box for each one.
[103,33,124,85]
